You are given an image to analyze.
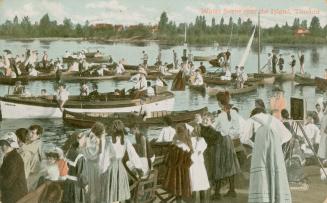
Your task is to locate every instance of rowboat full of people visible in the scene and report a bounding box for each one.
[207,83,258,96]
[63,107,208,128]
[0,88,175,119]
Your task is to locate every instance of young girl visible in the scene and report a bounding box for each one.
[100,120,145,203]
[213,91,241,199]
[43,147,68,182]
[189,115,210,203]
[164,123,193,203]
[63,131,88,203]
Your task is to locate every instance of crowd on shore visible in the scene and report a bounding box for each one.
[1,86,327,203]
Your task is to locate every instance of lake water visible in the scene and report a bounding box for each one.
[0,39,326,146]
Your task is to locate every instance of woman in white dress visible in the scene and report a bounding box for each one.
[100,120,145,203]
[318,108,327,163]
[242,108,292,203]
[190,127,210,203]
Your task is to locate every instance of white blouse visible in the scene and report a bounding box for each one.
[241,113,292,148]
[215,109,241,137]
[157,126,176,142]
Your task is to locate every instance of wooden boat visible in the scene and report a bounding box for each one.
[207,84,257,96]
[0,73,59,85]
[0,91,175,119]
[294,74,315,86]
[249,74,275,84]
[253,72,294,82]
[62,56,112,63]
[315,77,327,91]
[193,55,216,61]
[63,107,208,128]
[209,58,223,67]
[189,84,206,94]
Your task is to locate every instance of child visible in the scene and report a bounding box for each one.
[63,131,88,203]
[190,117,210,203]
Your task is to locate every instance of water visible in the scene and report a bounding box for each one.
[0,39,326,146]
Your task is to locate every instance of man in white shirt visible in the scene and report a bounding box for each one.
[115,61,125,75]
[301,115,321,156]
[156,116,176,142]
[28,66,38,77]
[239,66,248,88]
[192,69,204,85]
[130,68,147,91]
[96,64,109,76]
[221,68,232,80]
[146,81,155,97]
[56,84,69,112]
[155,76,164,87]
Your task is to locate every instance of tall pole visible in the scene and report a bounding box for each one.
[258,12,261,73]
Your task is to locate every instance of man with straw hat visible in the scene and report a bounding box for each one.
[0,132,28,203]
[129,66,148,91]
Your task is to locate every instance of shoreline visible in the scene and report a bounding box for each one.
[0,37,325,48]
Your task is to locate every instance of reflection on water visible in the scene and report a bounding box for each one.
[0,39,326,146]
[311,48,319,64]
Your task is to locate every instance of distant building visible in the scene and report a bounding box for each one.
[93,23,114,29]
[294,27,310,37]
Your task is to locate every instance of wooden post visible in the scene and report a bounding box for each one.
[258,12,261,74]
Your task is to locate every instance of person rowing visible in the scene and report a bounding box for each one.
[56,83,69,112]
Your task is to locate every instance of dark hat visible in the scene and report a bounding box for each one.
[216,91,230,106]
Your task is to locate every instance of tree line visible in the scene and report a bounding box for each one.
[0,12,326,44]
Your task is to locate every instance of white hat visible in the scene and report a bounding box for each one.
[138,67,147,76]
[0,132,19,148]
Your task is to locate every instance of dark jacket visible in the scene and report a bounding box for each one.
[0,149,28,203]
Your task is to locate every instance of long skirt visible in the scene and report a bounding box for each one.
[100,159,130,203]
[248,124,291,203]
[318,133,327,159]
[214,135,241,180]
[85,160,101,203]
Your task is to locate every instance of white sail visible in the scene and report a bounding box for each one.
[238,26,256,67]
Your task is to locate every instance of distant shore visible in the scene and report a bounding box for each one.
[0,36,325,48]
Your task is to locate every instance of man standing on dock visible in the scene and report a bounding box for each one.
[142,50,148,67]
[272,53,278,74]
[278,54,284,73]
[173,50,178,69]
[290,55,296,74]
[299,51,305,74]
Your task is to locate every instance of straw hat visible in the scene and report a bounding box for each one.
[0,132,19,148]
[138,67,147,76]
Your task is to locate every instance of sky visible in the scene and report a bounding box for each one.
[0,0,326,28]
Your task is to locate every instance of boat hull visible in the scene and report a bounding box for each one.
[0,95,175,119]
[294,74,315,86]
[207,85,257,96]
[63,107,207,128]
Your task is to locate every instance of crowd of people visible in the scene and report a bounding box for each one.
[261,50,305,75]
[1,86,327,203]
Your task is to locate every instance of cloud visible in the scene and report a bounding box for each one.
[185,6,201,15]
[2,0,67,23]
[86,0,127,12]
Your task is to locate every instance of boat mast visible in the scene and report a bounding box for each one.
[257,12,261,74]
[184,23,187,48]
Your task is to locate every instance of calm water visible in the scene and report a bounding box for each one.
[0,39,326,146]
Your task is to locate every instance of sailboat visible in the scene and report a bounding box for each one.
[253,13,294,82]
[207,27,258,96]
